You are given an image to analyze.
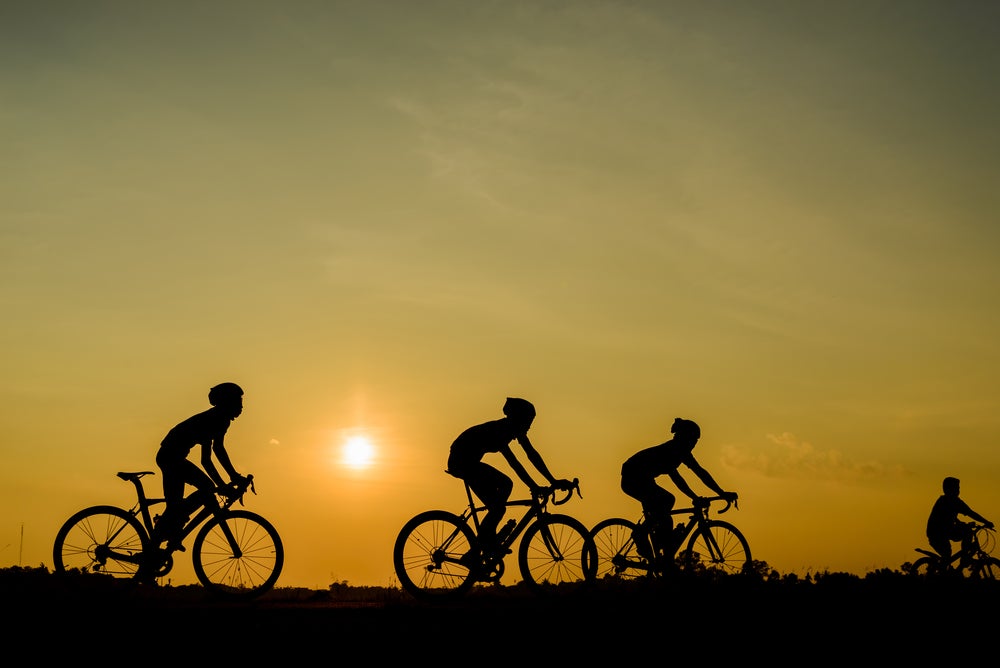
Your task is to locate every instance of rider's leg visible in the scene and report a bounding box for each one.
[472,467,513,551]
[152,453,190,550]
[463,465,514,563]
[644,488,677,556]
[622,477,671,564]
[929,535,953,570]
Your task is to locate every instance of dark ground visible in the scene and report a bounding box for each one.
[4,566,993,660]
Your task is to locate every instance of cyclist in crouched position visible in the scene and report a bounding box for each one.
[446,397,573,563]
[152,382,250,553]
[620,417,738,570]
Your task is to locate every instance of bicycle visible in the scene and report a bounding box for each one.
[393,477,597,600]
[907,523,1000,579]
[53,470,283,599]
[589,495,751,580]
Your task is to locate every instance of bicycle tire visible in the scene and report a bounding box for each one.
[589,518,647,581]
[192,509,283,599]
[52,505,150,579]
[678,519,751,575]
[393,509,478,600]
[909,556,939,576]
[517,513,595,593]
[971,556,1000,579]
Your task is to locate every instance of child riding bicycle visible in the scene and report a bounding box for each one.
[620,417,738,570]
[926,476,993,568]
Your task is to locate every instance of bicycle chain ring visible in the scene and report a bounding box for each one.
[479,557,505,583]
[153,551,174,576]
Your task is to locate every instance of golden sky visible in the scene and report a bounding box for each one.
[3,1,1000,589]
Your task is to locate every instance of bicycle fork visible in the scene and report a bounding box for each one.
[215,514,243,558]
[536,519,568,562]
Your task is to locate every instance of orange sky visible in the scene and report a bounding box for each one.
[3,2,1000,589]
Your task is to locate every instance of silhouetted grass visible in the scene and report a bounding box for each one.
[4,563,997,660]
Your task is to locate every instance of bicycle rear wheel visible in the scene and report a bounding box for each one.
[517,514,595,593]
[192,509,283,599]
[908,556,940,576]
[53,505,149,579]
[393,510,478,600]
[589,518,647,581]
[678,520,751,575]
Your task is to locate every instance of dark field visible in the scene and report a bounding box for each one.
[4,566,993,660]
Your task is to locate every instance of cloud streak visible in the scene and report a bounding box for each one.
[722,432,909,482]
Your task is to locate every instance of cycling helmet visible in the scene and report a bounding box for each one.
[208,382,244,407]
[670,417,701,440]
[502,397,536,420]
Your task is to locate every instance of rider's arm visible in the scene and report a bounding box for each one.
[501,444,541,491]
[958,499,992,527]
[516,434,560,486]
[667,469,700,500]
[682,455,733,498]
[200,442,229,488]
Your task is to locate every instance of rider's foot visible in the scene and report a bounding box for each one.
[632,528,655,562]
[167,540,186,553]
[653,555,677,575]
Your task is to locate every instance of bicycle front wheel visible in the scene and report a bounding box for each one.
[53,505,149,579]
[589,518,647,581]
[394,510,477,600]
[517,514,595,593]
[678,520,751,576]
[971,556,1000,579]
[192,510,283,599]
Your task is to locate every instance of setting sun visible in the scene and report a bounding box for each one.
[341,435,376,470]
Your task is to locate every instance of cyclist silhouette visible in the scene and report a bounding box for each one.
[927,476,993,567]
[446,397,572,559]
[620,417,738,567]
[153,382,249,552]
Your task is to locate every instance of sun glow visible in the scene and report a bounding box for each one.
[341,435,376,470]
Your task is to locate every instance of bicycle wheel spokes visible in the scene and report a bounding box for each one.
[53,506,147,579]
[590,518,646,581]
[393,510,477,600]
[972,556,1000,580]
[192,510,283,599]
[518,515,594,592]
[681,520,751,575]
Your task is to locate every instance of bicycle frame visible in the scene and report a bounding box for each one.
[112,471,247,564]
[444,480,582,572]
[914,525,992,572]
[594,495,747,579]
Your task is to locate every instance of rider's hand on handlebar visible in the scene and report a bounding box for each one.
[554,478,574,491]
[722,491,739,503]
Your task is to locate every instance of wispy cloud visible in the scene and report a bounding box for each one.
[721,432,909,482]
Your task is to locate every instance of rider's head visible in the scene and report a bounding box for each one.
[502,397,536,431]
[670,417,701,443]
[943,476,960,496]
[208,382,244,418]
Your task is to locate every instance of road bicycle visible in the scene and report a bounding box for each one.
[907,523,1000,579]
[53,470,283,598]
[589,495,751,580]
[393,477,597,600]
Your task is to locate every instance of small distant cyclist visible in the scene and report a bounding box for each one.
[446,397,573,559]
[926,476,993,568]
[620,417,738,567]
[153,382,250,552]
